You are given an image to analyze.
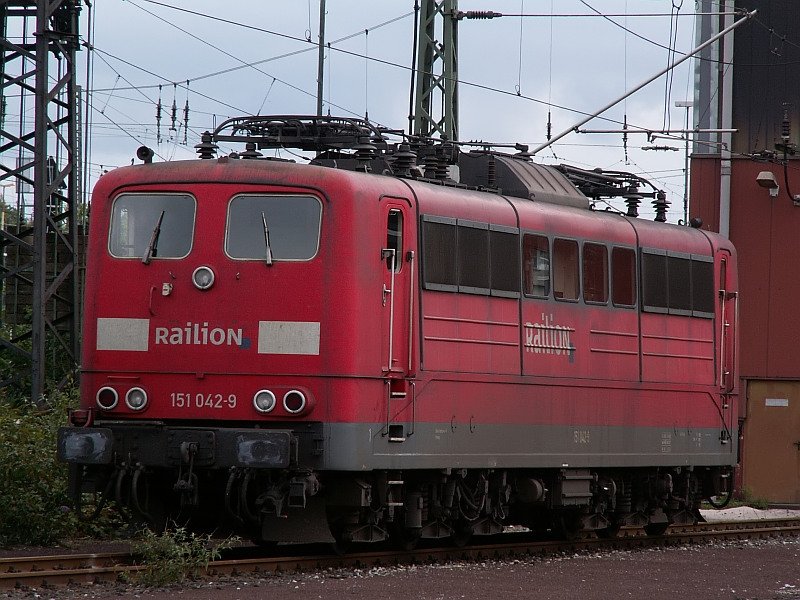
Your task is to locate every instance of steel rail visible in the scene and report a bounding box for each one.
[2,519,799,590]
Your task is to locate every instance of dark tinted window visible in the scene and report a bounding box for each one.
[226,194,321,260]
[423,216,520,296]
[422,219,457,287]
[490,229,520,294]
[583,243,608,303]
[611,247,637,306]
[109,193,195,259]
[641,251,668,311]
[692,258,715,314]
[458,223,490,291]
[553,238,579,301]
[523,234,550,297]
[668,255,692,312]
[641,248,714,318]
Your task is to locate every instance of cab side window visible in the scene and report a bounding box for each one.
[522,234,550,298]
[583,243,608,304]
[612,247,637,307]
[553,238,579,301]
[385,209,403,271]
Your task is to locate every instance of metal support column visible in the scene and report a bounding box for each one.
[0,0,82,405]
[413,0,458,141]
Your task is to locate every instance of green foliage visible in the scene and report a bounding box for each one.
[0,382,124,546]
[0,386,76,545]
[0,323,32,402]
[130,526,234,587]
[737,487,770,510]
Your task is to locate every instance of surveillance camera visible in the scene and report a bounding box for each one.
[756,171,778,189]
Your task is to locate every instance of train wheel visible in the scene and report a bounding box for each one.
[330,530,352,556]
[595,521,621,539]
[555,510,583,541]
[393,527,421,551]
[643,521,670,536]
[451,523,473,548]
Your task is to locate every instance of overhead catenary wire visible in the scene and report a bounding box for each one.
[91,1,717,144]
[83,0,788,209]
[87,9,413,121]
[515,0,524,96]
[661,0,683,131]
[531,9,757,155]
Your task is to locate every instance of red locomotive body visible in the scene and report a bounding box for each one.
[60,117,738,545]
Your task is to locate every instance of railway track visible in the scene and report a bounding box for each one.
[3,518,799,591]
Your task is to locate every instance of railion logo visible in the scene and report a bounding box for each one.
[154,322,244,347]
[524,313,575,360]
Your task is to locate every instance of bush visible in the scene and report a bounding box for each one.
[0,382,125,546]
[130,526,234,587]
[0,387,77,545]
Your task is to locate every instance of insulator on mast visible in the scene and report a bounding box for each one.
[623,114,629,163]
[457,10,502,19]
[156,85,163,144]
[170,84,178,136]
[183,80,190,145]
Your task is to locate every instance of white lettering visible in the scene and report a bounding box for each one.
[523,313,576,358]
[228,328,242,346]
[155,327,168,344]
[153,321,244,347]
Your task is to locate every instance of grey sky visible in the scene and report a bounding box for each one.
[82,0,706,219]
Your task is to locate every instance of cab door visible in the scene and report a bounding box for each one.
[380,197,415,378]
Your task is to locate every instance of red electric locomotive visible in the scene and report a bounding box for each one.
[59,116,738,546]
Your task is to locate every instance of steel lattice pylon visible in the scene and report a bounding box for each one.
[413,0,458,141]
[0,0,82,405]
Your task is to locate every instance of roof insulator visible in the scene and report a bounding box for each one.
[436,144,451,180]
[195,131,218,160]
[423,150,439,179]
[392,142,417,177]
[623,186,642,218]
[353,135,376,172]
[240,142,263,159]
[653,190,670,222]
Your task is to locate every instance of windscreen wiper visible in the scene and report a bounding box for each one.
[261,211,274,267]
[142,210,165,265]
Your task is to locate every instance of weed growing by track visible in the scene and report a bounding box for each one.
[130,526,236,586]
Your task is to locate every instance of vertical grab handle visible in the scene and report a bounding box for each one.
[407,250,415,373]
[718,288,727,389]
[381,248,396,373]
[726,291,738,394]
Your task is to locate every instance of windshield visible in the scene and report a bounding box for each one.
[225,194,322,261]
[109,193,195,259]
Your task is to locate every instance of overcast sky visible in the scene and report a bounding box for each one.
[74,1,715,220]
